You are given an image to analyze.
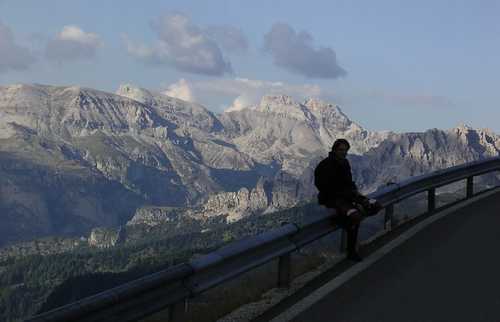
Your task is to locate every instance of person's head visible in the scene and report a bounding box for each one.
[331,139,350,160]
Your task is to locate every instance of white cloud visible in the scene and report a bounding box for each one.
[125,13,233,76]
[0,20,36,73]
[162,77,324,113]
[264,23,347,79]
[226,94,253,111]
[58,25,100,45]
[45,25,102,63]
[160,78,451,114]
[163,78,196,102]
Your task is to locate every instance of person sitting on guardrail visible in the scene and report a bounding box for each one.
[314,138,383,262]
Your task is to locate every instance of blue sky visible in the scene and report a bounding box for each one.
[1,0,499,133]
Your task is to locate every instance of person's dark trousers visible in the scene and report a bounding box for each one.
[331,197,362,254]
[336,214,360,254]
[346,222,360,254]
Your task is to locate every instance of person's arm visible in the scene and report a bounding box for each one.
[350,180,358,192]
[346,161,359,198]
[314,162,329,192]
[354,189,384,215]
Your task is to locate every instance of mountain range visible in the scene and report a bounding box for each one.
[1,83,499,246]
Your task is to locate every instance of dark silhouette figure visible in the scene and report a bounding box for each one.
[314,139,383,262]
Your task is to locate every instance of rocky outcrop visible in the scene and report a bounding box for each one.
[126,206,184,226]
[200,178,271,222]
[88,227,124,248]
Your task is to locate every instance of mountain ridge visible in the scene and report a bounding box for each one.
[0,82,498,245]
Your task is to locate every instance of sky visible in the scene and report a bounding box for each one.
[1,0,500,133]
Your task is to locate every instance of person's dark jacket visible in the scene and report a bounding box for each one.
[314,152,358,208]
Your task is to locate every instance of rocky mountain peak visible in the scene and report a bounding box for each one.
[2,83,36,92]
[116,84,154,106]
[451,122,498,141]
[446,123,500,156]
[303,98,337,112]
[0,83,161,139]
[116,83,223,133]
[63,85,82,92]
[260,94,295,106]
[454,122,473,133]
[254,94,312,121]
[0,83,49,106]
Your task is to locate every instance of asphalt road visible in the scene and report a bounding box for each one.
[288,190,500,322]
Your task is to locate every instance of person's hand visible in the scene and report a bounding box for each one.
[358,194,376,209]
[359,197,371,209]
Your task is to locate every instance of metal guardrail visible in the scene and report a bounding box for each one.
[26,156,500,322]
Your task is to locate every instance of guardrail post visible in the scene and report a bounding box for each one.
[466,176,474,198]
[428,188,436,212]
[278,254,291,288]
[384,204,394,230]
[168,299,188,322]
[339,229,347,253]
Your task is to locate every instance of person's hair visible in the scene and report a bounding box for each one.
[331,138,350,151]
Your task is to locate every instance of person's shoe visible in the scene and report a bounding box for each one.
[346,251,363,262]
